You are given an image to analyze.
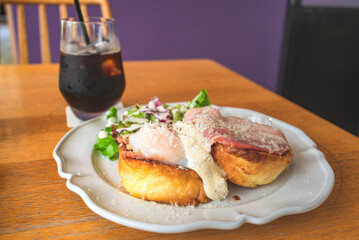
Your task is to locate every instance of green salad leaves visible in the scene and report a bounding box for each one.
[93,89,210,160]
[188,89,210,109]
[93,133,119,160]
[169,89,210,122]
[93,107,119,160]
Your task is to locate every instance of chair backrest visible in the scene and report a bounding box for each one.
[278,0,359,135]
[4,0,112,64]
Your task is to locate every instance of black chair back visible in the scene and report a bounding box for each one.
[278,0,359,135]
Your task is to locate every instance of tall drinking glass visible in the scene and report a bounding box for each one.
[59,17,125,120]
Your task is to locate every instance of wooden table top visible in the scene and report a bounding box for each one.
[0,59,358,239]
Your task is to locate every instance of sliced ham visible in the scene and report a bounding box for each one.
[184,107,291,155]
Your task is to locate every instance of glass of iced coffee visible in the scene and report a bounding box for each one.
[59,17,125,120]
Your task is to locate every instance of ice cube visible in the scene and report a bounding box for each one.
[62,41,81,54]
[92,40,107,52]
[85,44,101,54]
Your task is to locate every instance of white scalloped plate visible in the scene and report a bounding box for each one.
[53,105,335,233]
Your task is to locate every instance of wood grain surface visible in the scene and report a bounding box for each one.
[0,60,358,239]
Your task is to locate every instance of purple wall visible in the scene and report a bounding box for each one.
[14,0,287,91]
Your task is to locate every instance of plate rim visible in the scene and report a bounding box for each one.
[53,105,335,233]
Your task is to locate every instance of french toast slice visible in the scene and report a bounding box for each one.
[212,143,292,187]
[118,147,210,206]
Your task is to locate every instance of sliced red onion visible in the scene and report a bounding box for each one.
[117,124,143,134]
[137,97,172,123]
[150,96,163,107]
[117,97,172,136]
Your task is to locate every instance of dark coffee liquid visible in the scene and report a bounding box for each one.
[59,50,125,114]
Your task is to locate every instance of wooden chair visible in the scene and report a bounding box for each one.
[4,0,112,64]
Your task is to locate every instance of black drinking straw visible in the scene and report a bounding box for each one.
[74,0,90,45]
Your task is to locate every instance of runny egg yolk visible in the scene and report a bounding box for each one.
[128,122,228,201]
[129,123,186,165]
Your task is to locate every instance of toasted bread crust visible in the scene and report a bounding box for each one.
[118,139,292,204]
[212,143,292,187]
[118,149,210,206]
